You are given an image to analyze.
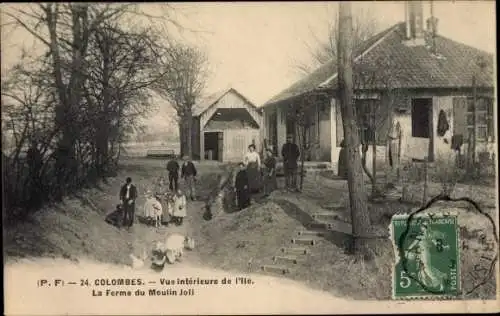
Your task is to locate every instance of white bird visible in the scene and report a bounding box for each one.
[130,253,144,269]
[153,234,196,265]
[130,248,148,269]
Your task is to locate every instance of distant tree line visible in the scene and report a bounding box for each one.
[1,4,208,222]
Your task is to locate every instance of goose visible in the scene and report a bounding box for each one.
[129,248,148,269]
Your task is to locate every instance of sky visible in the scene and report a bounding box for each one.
[1,1,496,136]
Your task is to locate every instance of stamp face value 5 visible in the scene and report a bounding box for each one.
[391,214,460,299]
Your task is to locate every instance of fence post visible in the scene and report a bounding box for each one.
[422,156,429,205]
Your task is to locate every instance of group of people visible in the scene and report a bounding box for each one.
[113,156,198,230]
[233,135,301,210]
[114,136,302,226]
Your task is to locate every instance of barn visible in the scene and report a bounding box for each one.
[191,88,263,162]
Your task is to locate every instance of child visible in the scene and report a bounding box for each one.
[234,162,251,210]
[152,193,163,228]
[142,190,156,224]
[171,189,187,226]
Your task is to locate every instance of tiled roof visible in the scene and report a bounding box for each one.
[192,87,259,116]
[263,22,494,107]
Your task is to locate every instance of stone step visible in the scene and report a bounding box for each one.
[308,220,352,235]
[297,230,325,237]
[291,238,317,246]
[308,222,329,230]
[280,247,309,255]
[273,255,299,265]
[321,203,344,210]
[261,265,291,274]
[312,212,345,221]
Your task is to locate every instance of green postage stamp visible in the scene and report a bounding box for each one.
[391,213,460,299]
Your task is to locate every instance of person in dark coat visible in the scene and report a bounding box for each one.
[262,148,277,197]
[166,157,180,192]
[234,162,251,210]
[338,139,348,179]
[181,155,198,201]
[281,134,300,191]
[119,177,137,228]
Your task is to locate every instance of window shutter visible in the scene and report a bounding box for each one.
[452,97,468,137]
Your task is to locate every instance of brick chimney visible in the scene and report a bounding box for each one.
[403,1,426,46]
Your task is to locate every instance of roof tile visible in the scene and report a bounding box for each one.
[264,22,494,107]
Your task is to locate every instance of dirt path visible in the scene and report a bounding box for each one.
[5,258,355,315]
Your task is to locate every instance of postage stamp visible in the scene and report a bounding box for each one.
[391,213,460,299]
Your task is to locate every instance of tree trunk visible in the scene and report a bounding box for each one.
[178,118,186,157]
[338,2,373,259]
[185,107,193,159]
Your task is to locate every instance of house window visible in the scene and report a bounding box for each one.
[354,99,375,144]
[466,97,494,142]
[411,98,432,138]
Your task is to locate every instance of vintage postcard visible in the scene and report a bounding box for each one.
[2,1,498,315]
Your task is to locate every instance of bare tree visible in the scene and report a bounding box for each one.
[296,7,378,75]
[337,2,373,259]
[154,43,209,158]
[286,92,329,191]
[352,56,407,197]
[1,3,181,220]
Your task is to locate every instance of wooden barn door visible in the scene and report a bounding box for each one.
[217,132,224,162]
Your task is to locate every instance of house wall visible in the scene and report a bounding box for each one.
[267,102,331,161]
[204,128,260,162]
[330,97,386,174]
[265,89,494,173]
[276,106,287,154]
[331,90,495,174]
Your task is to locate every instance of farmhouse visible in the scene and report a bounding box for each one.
[261,1,495,174]
[192,88,263,162]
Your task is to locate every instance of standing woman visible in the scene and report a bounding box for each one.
[234,162,251,210]
[243,144,261,194]
[262,148,277,197]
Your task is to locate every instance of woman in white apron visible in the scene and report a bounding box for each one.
[243,144,261,194]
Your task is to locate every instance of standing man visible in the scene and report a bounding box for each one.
[166,156,180,192]
[120,177,137,228]
[281,134,300,192]
[181,155,197,201]
[387,115,402,184]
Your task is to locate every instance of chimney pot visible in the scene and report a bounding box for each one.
[403,1,426,46]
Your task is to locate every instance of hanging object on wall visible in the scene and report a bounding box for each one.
[437,109,450,137]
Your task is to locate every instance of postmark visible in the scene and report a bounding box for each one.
[390,194,498,300]
[391,212,460,299]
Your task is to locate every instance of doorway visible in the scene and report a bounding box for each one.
[204,132,223,161]
[268,110,278,154]
[411,98,434,161]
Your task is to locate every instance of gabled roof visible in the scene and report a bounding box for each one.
[263,22,494,107]
[192,87,259,116]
